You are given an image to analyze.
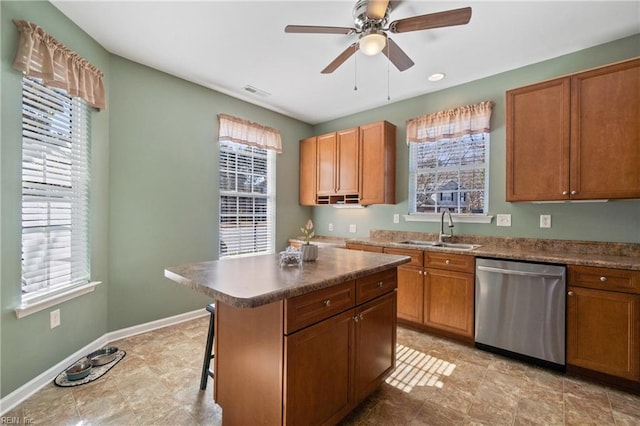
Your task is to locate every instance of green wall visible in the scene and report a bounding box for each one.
[310,34,640,243]
[1,1,110,396]
[107,55,313,331]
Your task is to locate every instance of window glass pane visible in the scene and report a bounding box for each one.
[409,133,489,214]
[21,77,90,301]
[219,140,275,258]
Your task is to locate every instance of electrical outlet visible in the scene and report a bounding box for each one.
[50,309,60,329]
[496,214,512,227]
[349,224,357,233]
[540,214,551,228]
[328,223,334,232]
[393,214,400,224]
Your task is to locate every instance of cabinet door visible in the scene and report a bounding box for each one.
[396,264,424,323]
[284,309,354,426]
[506,77,571,201]
[424,269,474,338]
[359,121,396,205]
[570,58,640,199]
[336,128,359,195]
[353,292,397,403]
[316,132,337,196]
[299,136,317,205]
[567,286,640,381]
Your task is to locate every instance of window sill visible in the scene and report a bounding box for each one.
[15,281,102,319]
[403,213,493,224]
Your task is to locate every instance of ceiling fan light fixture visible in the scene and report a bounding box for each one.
[359,31,387,56]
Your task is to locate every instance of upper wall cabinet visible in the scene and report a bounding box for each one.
[506,58,640,201]
[299,121,396,206]
[299,136,317,206]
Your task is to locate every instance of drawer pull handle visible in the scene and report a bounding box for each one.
[359,313,364,321]
[445,259,450,265]
[353,314,359,322]
[571,190,577,195]
[562,191,568,195]
[600,276,607,282]
[323,299,331,307]
[568,291,574,296]
[377,281,384,287]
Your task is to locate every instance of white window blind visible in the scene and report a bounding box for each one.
[21,77,91,302]
[219,141,275,257]
[409,133,489,214]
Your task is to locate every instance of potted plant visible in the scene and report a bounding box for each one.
[300,219,317,261]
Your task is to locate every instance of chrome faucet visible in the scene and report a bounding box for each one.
[438,209,454,243]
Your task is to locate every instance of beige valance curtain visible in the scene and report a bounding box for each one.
[406,101,494,143]
[218,114,283,153]
[12,20,106,110]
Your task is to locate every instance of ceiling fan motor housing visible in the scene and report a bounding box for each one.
[353,0,390,31]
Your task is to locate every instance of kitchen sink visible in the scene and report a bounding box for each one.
[395,241,481,251]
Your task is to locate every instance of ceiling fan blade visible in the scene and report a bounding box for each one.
[389,7,472,33]
[321,43,359,74]
[382,38,414,72]
[285,25,355,35]
[366,0,390,20]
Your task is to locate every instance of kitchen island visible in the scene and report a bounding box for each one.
[165,247,410,425]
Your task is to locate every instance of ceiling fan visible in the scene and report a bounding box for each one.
[285,0,472,74]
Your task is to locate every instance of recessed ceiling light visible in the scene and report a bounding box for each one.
[428,73,446,82]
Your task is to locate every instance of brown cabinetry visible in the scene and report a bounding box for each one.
[299,136,317,206]
[317,128,359,198]
[359,121,396,205]
[299,121,396,205]
[284,269,397,425]
[506,58,640,201]
[382,246,474,341]
[567,265,640,382]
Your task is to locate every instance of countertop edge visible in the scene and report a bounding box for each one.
[346,238,640,271]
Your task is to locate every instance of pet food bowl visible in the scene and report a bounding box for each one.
[65,358,92,381]
[87,346,118,366]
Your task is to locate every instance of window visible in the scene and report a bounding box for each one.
[21,77,91,302]
[407,101,494,216]
[409,133,489,214]
[219,141,275,257]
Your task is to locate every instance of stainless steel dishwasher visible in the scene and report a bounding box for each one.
[475,258,566,370]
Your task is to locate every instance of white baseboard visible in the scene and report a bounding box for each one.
[0,308,208,415]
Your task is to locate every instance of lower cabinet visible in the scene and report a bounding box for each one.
[284,272,397,425]
[567,265,640,382]
[424,267,474,338]
[382,247,475,341]
[285,310,354,425]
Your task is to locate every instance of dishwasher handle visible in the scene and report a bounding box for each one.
[476,265,564,279]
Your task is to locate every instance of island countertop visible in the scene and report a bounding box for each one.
[164,246,410,308]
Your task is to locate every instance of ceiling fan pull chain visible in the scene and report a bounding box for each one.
[354,44,358,91]
[387,41,391,101]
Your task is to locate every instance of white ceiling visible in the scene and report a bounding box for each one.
[51,1,639,125]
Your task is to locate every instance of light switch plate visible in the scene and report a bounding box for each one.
[540,214,551,228]
[349,224,357,233]
[328,223,334,232]
[50,309,60,329]
[496,214,512,227]
[393,214,400,224]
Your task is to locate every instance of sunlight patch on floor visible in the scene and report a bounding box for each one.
[385,344,456,393]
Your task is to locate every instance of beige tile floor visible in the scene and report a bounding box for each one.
[4,316,640,425]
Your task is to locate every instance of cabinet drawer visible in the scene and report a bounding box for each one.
[285,281,356,334]
[346,243,384,253]
[569,265,640,294]
[384,247,423,267]
[357,269,397,304]
[424,252,475,273]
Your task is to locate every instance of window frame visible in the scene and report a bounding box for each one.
[218,140,276,258]
[19,76,94,307]
[406,132,492,224]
